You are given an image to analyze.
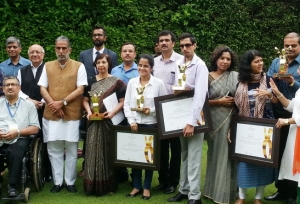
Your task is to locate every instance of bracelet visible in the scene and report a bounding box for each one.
[268,94,273,100]
[277,93,283,99]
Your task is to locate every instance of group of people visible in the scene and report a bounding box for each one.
[0,26,300,204]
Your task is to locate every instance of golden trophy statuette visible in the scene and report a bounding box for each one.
[272,46,292,78]
[172,62,190,91]
[131,86,147,112]
[89,91,104,120]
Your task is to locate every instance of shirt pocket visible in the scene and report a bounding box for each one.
[166,72,175,85]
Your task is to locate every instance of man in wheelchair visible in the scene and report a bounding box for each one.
[0,76,40,197]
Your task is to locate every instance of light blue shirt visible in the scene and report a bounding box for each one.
[0,56,31,77]
[111,62,139,84]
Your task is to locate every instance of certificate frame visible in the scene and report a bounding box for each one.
[154,90,212,140]
[112,125,160,170]
[229,115,280,168]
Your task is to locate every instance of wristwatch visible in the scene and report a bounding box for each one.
[62,99,68,106]
[284,119,289,125]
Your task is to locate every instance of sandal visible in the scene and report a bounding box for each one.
[235,199,245,204]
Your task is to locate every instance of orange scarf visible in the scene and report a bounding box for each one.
[293,126,300,174]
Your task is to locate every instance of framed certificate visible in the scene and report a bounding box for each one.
[154,90,212,140]
[112,125,160,170]
[229,115,280,167]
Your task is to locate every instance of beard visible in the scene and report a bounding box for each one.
[93,40,104,47]
[56,52,69,62]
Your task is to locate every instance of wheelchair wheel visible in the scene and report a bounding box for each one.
[32,138,45,191]
[24,187,30,203]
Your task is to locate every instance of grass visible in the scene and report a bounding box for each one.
[1,141,282,204]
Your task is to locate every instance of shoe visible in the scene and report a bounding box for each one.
[164,185,176,194]
[50,184,64,193]
[264,191,285,201]
[65,185,77,193]
[287,198,297,204]
[153,183,167,191]
[7,184,18,197]
[126,189,142,197]
[142,190,151,200]
[187,199,202,204]
[167,192,188,202]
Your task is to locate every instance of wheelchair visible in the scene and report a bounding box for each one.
[0,136,45,203]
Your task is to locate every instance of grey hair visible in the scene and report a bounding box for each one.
[27,44,45,54]
[55,36,71,48]
[3,76,20,85]
[6,36,21,47]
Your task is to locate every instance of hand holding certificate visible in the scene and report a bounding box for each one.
[103,92,125,125]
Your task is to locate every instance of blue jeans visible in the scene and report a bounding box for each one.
[132,168,153,190]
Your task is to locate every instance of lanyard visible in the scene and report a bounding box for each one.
[6,99,21,118]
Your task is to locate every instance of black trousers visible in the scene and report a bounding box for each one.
[158,137,181,187]
[0,138,30,185]
[274,110,297,199]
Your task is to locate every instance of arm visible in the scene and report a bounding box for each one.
[82,96,92,119]
[124,80,136,125]
[270,78,290,108]
[267,59,278,76]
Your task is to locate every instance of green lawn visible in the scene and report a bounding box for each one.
[1,141,282,204]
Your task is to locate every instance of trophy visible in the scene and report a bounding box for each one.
[131,86,146,112]
[172,61,190,90]
[272,46,292,78]
[89,91,104,120]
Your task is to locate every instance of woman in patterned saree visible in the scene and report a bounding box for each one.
[203,45,239,204]
[82,54,126,195]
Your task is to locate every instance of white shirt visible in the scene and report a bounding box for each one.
[175,54,209,126]
[124,75,168,125]
[93,47,105,62]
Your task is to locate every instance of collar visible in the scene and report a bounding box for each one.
[138,75,154,86]
[159,51,177,62]
[120,62,138,70]
[294,54,300,64]
[5,97,21,107]
[93,47,105,54]
[31,62,43,69]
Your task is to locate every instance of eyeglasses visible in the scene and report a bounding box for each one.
[29,51,44,55]
[138,64,151,69]
[92,34,104,37]
[4,83,19,87]
[179,43,193,48]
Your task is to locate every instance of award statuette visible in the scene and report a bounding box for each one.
[131,86,147,112]
[144,135,154,163]
[262,127,273,159]
[89,91,104,120]
[172,61,191,90]
[273,46,292,78]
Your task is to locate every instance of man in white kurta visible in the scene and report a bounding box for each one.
[38,36,87,193]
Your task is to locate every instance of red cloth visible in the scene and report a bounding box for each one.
[293,126,300,175]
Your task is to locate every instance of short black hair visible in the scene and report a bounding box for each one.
[139,54,154,68]
[93,25,106,36]
[93,53,112,71]
[158,30,176,42]
[178,33,196,44]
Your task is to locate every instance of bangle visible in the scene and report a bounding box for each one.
[268,94,273,100]
[277,93,283,99]
[290,80,295,86]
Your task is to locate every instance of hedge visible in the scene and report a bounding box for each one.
[0,0,299,66]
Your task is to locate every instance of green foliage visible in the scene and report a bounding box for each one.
[0,0,299,67]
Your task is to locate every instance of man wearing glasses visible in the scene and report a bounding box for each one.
[79,25,118,78]
[0,37,30,77]
[17,44,52,183]
[168,33,208,204]
[111,42,139,84]
[0,76,40,197]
